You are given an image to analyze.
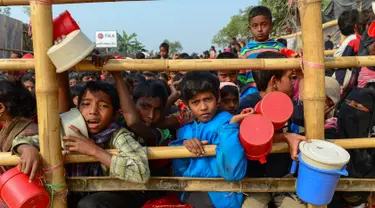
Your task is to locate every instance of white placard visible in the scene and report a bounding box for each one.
[95,31,117,48]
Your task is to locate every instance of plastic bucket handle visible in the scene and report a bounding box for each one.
[290,159,348,176]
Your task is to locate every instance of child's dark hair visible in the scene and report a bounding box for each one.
[136,52,145,59]
[103,76,116,85]
[220,85,239,99]
[248,6,272,22]
[253,52,288,91]
[177,53,190,59]
[11,52,23,58]
[70,85,83,98]
[0,80,36,118]
[159,79,172,96]
[78,81,120,115]
[133,79,169,107]
[143,72,157,79]
[158,73,169,81]
[338,9,359,36]
[180,71,220,103]
[160,43,169,52]
[69,72,80,80]
[21,75,35,84]
[357,9,375,35]
[277,38,287,47]
[80,72,99,81]
[217,52,238,59]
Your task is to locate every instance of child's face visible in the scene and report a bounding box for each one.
[82,75,96,82]
[135,97,163,126]
[70,79,77,87]
[187,91,218,123]
[217,71,239,84]
[249,15,272,42]
[160,47,169,59]
[275,70,293,97]
[219,94,239,115]
[79,90,114,134]
[23,81,35,93]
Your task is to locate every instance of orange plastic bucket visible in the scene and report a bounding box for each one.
[0,167,50,208]
[239,115,274,164]
[255,92,293,131]
[53,10,80,41]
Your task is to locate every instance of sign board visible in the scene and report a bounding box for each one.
[95,31,117,48]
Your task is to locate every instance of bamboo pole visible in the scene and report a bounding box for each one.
[0,138,373,166]
[279,20,338,39]
[299,0,326,208]
[2,55,375,72]
[29,1,66,207]
[0,0,149,6]
[66,177,375,192]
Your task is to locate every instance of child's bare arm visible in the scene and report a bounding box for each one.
[164,80,181,113]
[274,132,308,160]
[57,71,73,114]
[112,72,159,146]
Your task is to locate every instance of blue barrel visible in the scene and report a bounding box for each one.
[291,154,348,206]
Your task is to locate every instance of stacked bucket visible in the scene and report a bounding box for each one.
[239,92,293,164]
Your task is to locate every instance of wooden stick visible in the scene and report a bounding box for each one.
[299,0,326,207]
[0,138,373,166]
[66,176,375,192]
[279,20,338,39]
[2,55,375,72]
[29,1,66,207]
[0,0,150,6]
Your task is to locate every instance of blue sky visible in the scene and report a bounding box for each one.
[8,0,258,53]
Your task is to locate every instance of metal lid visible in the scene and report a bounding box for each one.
[299,140,350,166]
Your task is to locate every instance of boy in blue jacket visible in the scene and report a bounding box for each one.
[169,72,251,208]
[239,6,286,100]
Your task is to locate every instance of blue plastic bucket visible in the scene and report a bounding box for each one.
[290,154,348,206]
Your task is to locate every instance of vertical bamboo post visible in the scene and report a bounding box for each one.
[298,0,326,208]
[29,1,67,207]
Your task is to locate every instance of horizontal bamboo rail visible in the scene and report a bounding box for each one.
[324,49,336,56]
[0,47,33,54]
[279,20,338,39]
[0,138,373,166]
[67,177,375,192]
[0,0,150,6]
[1,56,375,72]
[0,49,336,57]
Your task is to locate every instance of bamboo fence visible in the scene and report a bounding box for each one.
[0,0,374,207]
[0,138,373,166]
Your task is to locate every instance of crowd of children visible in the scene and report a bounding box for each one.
[0,5,375,208]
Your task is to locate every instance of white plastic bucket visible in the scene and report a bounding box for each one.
[299,140,350,170]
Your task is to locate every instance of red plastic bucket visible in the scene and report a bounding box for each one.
[0,167,50,208]
[239,114,274,164]
[255,92,293,131]
[53,10,80,41]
